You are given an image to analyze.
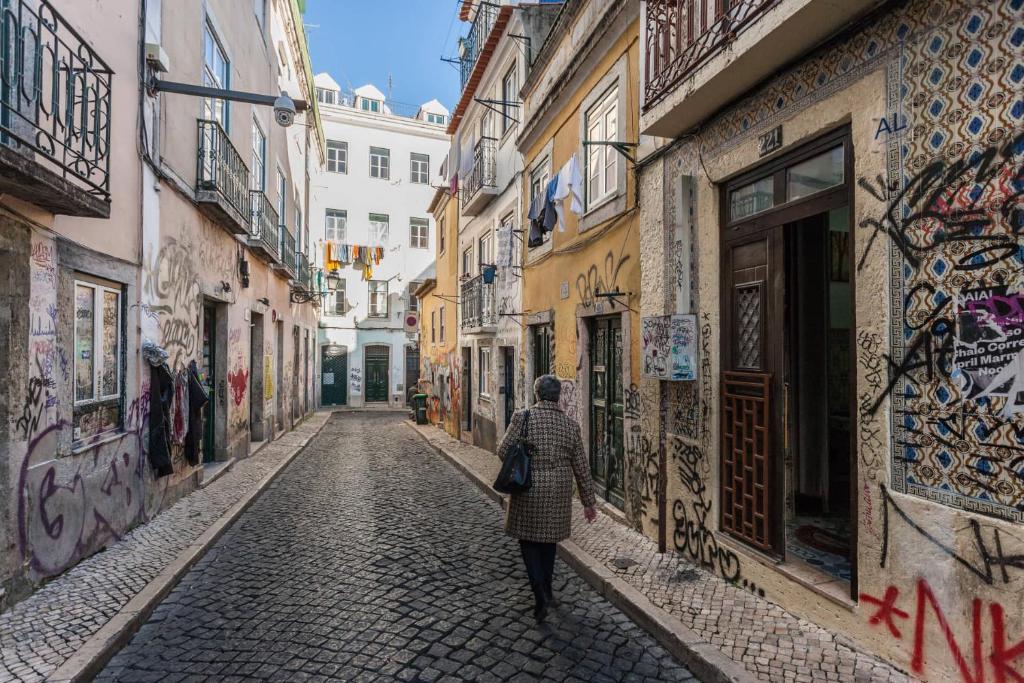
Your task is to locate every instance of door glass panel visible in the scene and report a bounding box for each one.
[730,176,773,221]
[787,146,844,201]
[75,284,95,401]
[736,284,762,369]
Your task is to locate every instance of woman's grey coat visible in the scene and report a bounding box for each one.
[497,400,597,543]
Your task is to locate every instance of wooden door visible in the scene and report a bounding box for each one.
[720,228,785,555]
[589,316,625,509]
[201,304,216,463]
[364,347,389,403]
[503,348,515,428]
[321,345,347,406]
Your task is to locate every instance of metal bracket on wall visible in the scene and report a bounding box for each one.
[473,97,519,125]
[582,140,638,164]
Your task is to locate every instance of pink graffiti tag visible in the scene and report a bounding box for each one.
[227,367,249,407]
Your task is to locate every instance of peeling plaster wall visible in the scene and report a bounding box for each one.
[639,0,1024,678]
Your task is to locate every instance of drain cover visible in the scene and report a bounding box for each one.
[611,556,639,570]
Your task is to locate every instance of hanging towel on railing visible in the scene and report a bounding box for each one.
[553,153,584,232]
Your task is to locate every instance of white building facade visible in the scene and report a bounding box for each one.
[311,76,449,408]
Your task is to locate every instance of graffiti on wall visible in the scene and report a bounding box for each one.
[23,234,59,440]
[144,238,201,369]
[227,366,249,407]
[350,366,362,395]
[263,355,273,401]
[575,252,630,307]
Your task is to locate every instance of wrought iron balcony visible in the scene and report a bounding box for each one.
[0,0,113,217]
[296,252,312,292]
[460,274,496,330]
[460,136,497,216]
[248,190,280,262]
[277,226,296,277]
[197,120,251,234]
[459,1,498,91]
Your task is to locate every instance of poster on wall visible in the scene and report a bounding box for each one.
[641,315,697,381]
[953,285,1024,417]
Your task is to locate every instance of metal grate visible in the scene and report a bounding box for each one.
[735,283,762,369]
[720,370,771,552]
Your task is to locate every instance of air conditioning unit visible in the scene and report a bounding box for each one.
[144,43,170,73]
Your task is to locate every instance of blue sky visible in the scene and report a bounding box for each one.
[304,0,463,111]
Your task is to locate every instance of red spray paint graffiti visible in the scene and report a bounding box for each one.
[227,367,249,407]
[861,579,1024,682]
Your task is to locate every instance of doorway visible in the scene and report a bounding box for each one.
[364,345,389,403]
[201,304,217,463]
[462,347,472,431]
[292,326,300,422]
[405,346,420,403]
[502,347,515,430]
[321,344,347,406]
[589,316,625,509]
[720,127,855,591]
[275,321,284,433]
[249,312,264,441]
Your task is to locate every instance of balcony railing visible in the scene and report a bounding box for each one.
[461,274,496,329]
[198,120,250,232]
[459,1,499,90]
[249,190,279,258]
[0,0,113,215]
[296,252,311,292]
[644,0,779,110]
[279,226,296,277]
[460,136,497,212]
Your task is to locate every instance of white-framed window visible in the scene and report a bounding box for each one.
[586,86,619,208]
[251,118,266,190]
[410,153,430,184]
[326,209,347,242]
[316,87,337,105]
[368,280,388,317]
[479,347,492,396]
[439,305,446,342]
[501,63,517,134]
[360,97,381,113]
[479,231,493,268]
[427,112,446,125]
[295,205,304,255]
[253,0,265,29]
[370,146,390,179]
[202,22,229,127]
[439,216,446,254]
[327,140,347,173]
[462,245,475,277]
[410,218,429,249]
[408,285,419,311]
[74,277,123,440]
[530,161,551,247]
[431,311,437,343]
[369,213,389,245]
[333,280,347,315]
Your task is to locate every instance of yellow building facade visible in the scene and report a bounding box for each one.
[517,0,647,531]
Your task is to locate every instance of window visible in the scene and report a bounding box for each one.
[326,209,347,242]
[439,216,446,254]
[202,23,229,127]
[370,147,390,179]
[427,112,446,125]
[253,0,265,28]
[361,98,381,113]
[440,305,446,342]
[327,140,347,173]
[529,162,550,247]
[276,169,286,222]
[251,118,266,190]
[410,217,429,249]
[431,311,436,343]
[408,286,419,312]
[369,280,388,317]
[369,213,389,245]
[295,206,303,255]
[501,64,518,134]
[410,153,430,184]
[462,245,475,277]
[532,324,551,380]
[479,347,492,396]
[585,86,618,207]
[333,280,347,315]
[479,231,493,268]
[316,87,337,105]
[74,278,123,441]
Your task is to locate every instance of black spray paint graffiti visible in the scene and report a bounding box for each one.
[625,429,659,532]
[17,356,54,440]
[857,131,1024,272]
[144,238,203,367]
[879,484,1024,585]
[857,331,887,479]
[576,252,631,306]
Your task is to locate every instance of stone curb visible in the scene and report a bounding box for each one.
[405,421,756,683]
[47,414,331,683]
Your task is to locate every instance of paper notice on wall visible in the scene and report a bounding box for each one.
[641,315,696,381]
[670,314,697,381]
[954,284,1024,416]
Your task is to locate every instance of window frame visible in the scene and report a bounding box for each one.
[439,304,446,342]
[584,86,619,209]
[368,280,389,318]
[478,231,493,269]
[501,63,517,135]
[251,117,267,191]
[427,113,446,125]
[361,98,381,113]
[326,209,347,242]
[438,215,446,255]
[462,245,475,277]
[529,160,551,249]
[479,347,492,397]
[410,217,429,249]
[73,277,123,409]
[431,310,437,343]
[410,153,430,184]
[326,140,348,174]
[333,279,348,316]
[370,146,390,179]
[316,87,337,105]
[369,213,390,246]
[202,21,230,129]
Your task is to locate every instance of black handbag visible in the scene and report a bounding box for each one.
[494,410,534,494]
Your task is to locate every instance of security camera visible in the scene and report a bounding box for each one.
[274,91,296,127]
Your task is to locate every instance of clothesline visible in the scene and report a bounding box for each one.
[324,242,385,281]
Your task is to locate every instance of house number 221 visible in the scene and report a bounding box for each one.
[758,126,782,157]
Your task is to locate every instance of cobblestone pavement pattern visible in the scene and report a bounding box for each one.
[0,414,330,683]
[97,413,697,682]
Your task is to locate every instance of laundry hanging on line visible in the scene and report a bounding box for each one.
[325,242,385,279]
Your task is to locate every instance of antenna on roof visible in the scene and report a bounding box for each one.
[387,73,394,102]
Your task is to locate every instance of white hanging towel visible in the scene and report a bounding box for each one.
[552,152,585,232]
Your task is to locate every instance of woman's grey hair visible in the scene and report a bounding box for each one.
[534,374,562,403]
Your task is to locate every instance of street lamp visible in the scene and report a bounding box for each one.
[325,270,341,292]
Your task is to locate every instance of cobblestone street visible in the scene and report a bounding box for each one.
[97,413,696,682]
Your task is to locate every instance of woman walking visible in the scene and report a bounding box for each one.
[497,374,598,622]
